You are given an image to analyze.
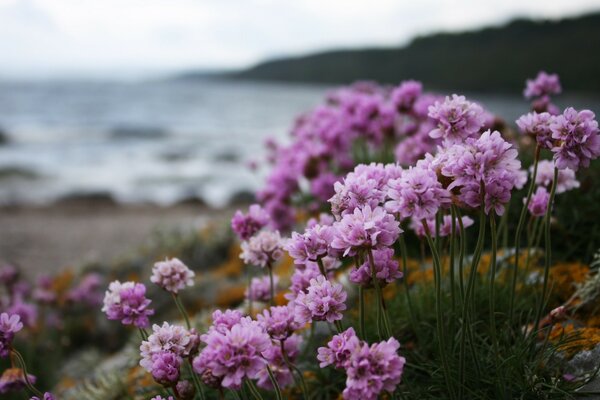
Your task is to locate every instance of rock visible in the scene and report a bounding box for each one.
[228,190,255,205]
[110,125,167,140]
[55,192,117,208]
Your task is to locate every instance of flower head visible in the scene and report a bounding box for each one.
[245,275,279,303]
[516,112,555,149]
[193,318,271,389]
[391,80,422,112]
[317,327,360,368]
[151,351,181,386]
[151,258,195,293]
[256,305,301,341]
[140,322,196,372]
[0,313,23,358]
[331,205,401,257]
[101,281,154,328]
[550,107,600,171]
[231,204,270,240]
[527,187,550,217]
[294,275,347,324]
[534,160,580,194]
[428,94,485,143]
[524,71,561,99]
[349,248,402,287]
[240,230,284,268]
[286,224,335,264]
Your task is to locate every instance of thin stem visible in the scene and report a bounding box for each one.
[367,248,393,338]
[229,389,243,400]
[12,349,43,397]
[358,285,366,339]
[280,340,308,399]
[138,327,149,341]
[245,379,264,400]
[334,320,344,334]
[399,234,418,333]
[188,358,206,400]
[248,267,254,316]
[172,293,192,330]
[316,257,327,277]
[268,264,275,307]
[459,201,486,399]
[450,208,457,316]
[510,145,540,321]
[533,167,559,338]
[488,214,500,372]
[266,365,283,400]
[453,205,466,301]
[423,222,455,399]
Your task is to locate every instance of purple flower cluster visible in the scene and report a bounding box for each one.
[240,230,284,268]
[101,281,154,328]
[437,130,522,215]
[294,275,347,324]
[428,94,486,144]
[331,205,401,257]
[256,305,301,341]
[549,107,600,171]
[534,160,579,194]
[524,71,561,113]
[516,112,555,149]
[527,187,550,217]
[386,163,451,220]
[349,248,402,287]
[285,262,323,301]
[245,275,279,303]
[140,322,197,373]
[231,204,270,240]
[286,224,335,264]
[66,273,103,306]
[193,316,271,389]
[318,328,406,400]
[151,257,195,293]
[150,351,181,385]
[257,334,302,390]
[0,313,22,358]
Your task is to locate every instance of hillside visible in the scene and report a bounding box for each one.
[220,12,600,92]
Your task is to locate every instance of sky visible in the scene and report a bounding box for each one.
[1,0,600,79]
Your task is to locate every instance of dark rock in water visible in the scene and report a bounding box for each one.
[110,125,167,140]
[214,151,239,163]
[0,167,39,180]
[0,128,9,145]
[175,196,207,207]
[160,150,192,162]
[228,190,255,205]
[55,192,117,208]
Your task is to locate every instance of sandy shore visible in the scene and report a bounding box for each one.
[0,201,235,276]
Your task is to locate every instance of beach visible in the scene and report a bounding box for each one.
[0,201,234,276]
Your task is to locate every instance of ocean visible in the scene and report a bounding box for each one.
[0,78,598,207]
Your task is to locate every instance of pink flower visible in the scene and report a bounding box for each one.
[524,71,561,99]
[516,112,555,149]
[150,351,181,385]
[256,305,301,341]
[349,248,402,287]
[245,275,279,303]
[286,224,335,264]
[527,187,550,217]
[533,160,579,194]
[331,205,401,257]
[101,281,154,328]
[294,275,347,324]
[231,204,270,240]
[428,94,486,143]
[0,313,23,358]
[550,107,600,171]
[391,80,422,112]
[140,322,196,372]
[317,327,360,368]
[240,230,284,268]
[151,258,195,293]
[193,317,271,389]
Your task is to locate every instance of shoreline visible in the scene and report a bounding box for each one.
[0,201,238,277]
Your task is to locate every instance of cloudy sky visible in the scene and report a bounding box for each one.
[1,0,599,79]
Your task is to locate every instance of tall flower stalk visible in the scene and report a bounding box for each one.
[509,145,541,322]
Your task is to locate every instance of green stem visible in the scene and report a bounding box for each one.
[358,285,366,339]
[334,320,344,334]
[367,248,393,338]
[459,202,486,399]
[139,327,149,341]
[509,145,540,322]
[488,214,500,367]
[266,365,283,400]
[450,208,457,316]
[12,349,43,397]
[316,257,327,277]
[280,340,308,399]
[453,205,466,301]
[245,379,264,400]
[423,222,455,399]
[173,293,192,330]
[399,234,418,333]
[268,264,275,307]
[533,167,559,338]
[188,358,206,400]
[248,267,254,316]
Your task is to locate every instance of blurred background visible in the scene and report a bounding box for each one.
[1,0,600,274]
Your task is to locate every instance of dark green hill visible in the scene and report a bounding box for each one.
[223,12,600,93]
